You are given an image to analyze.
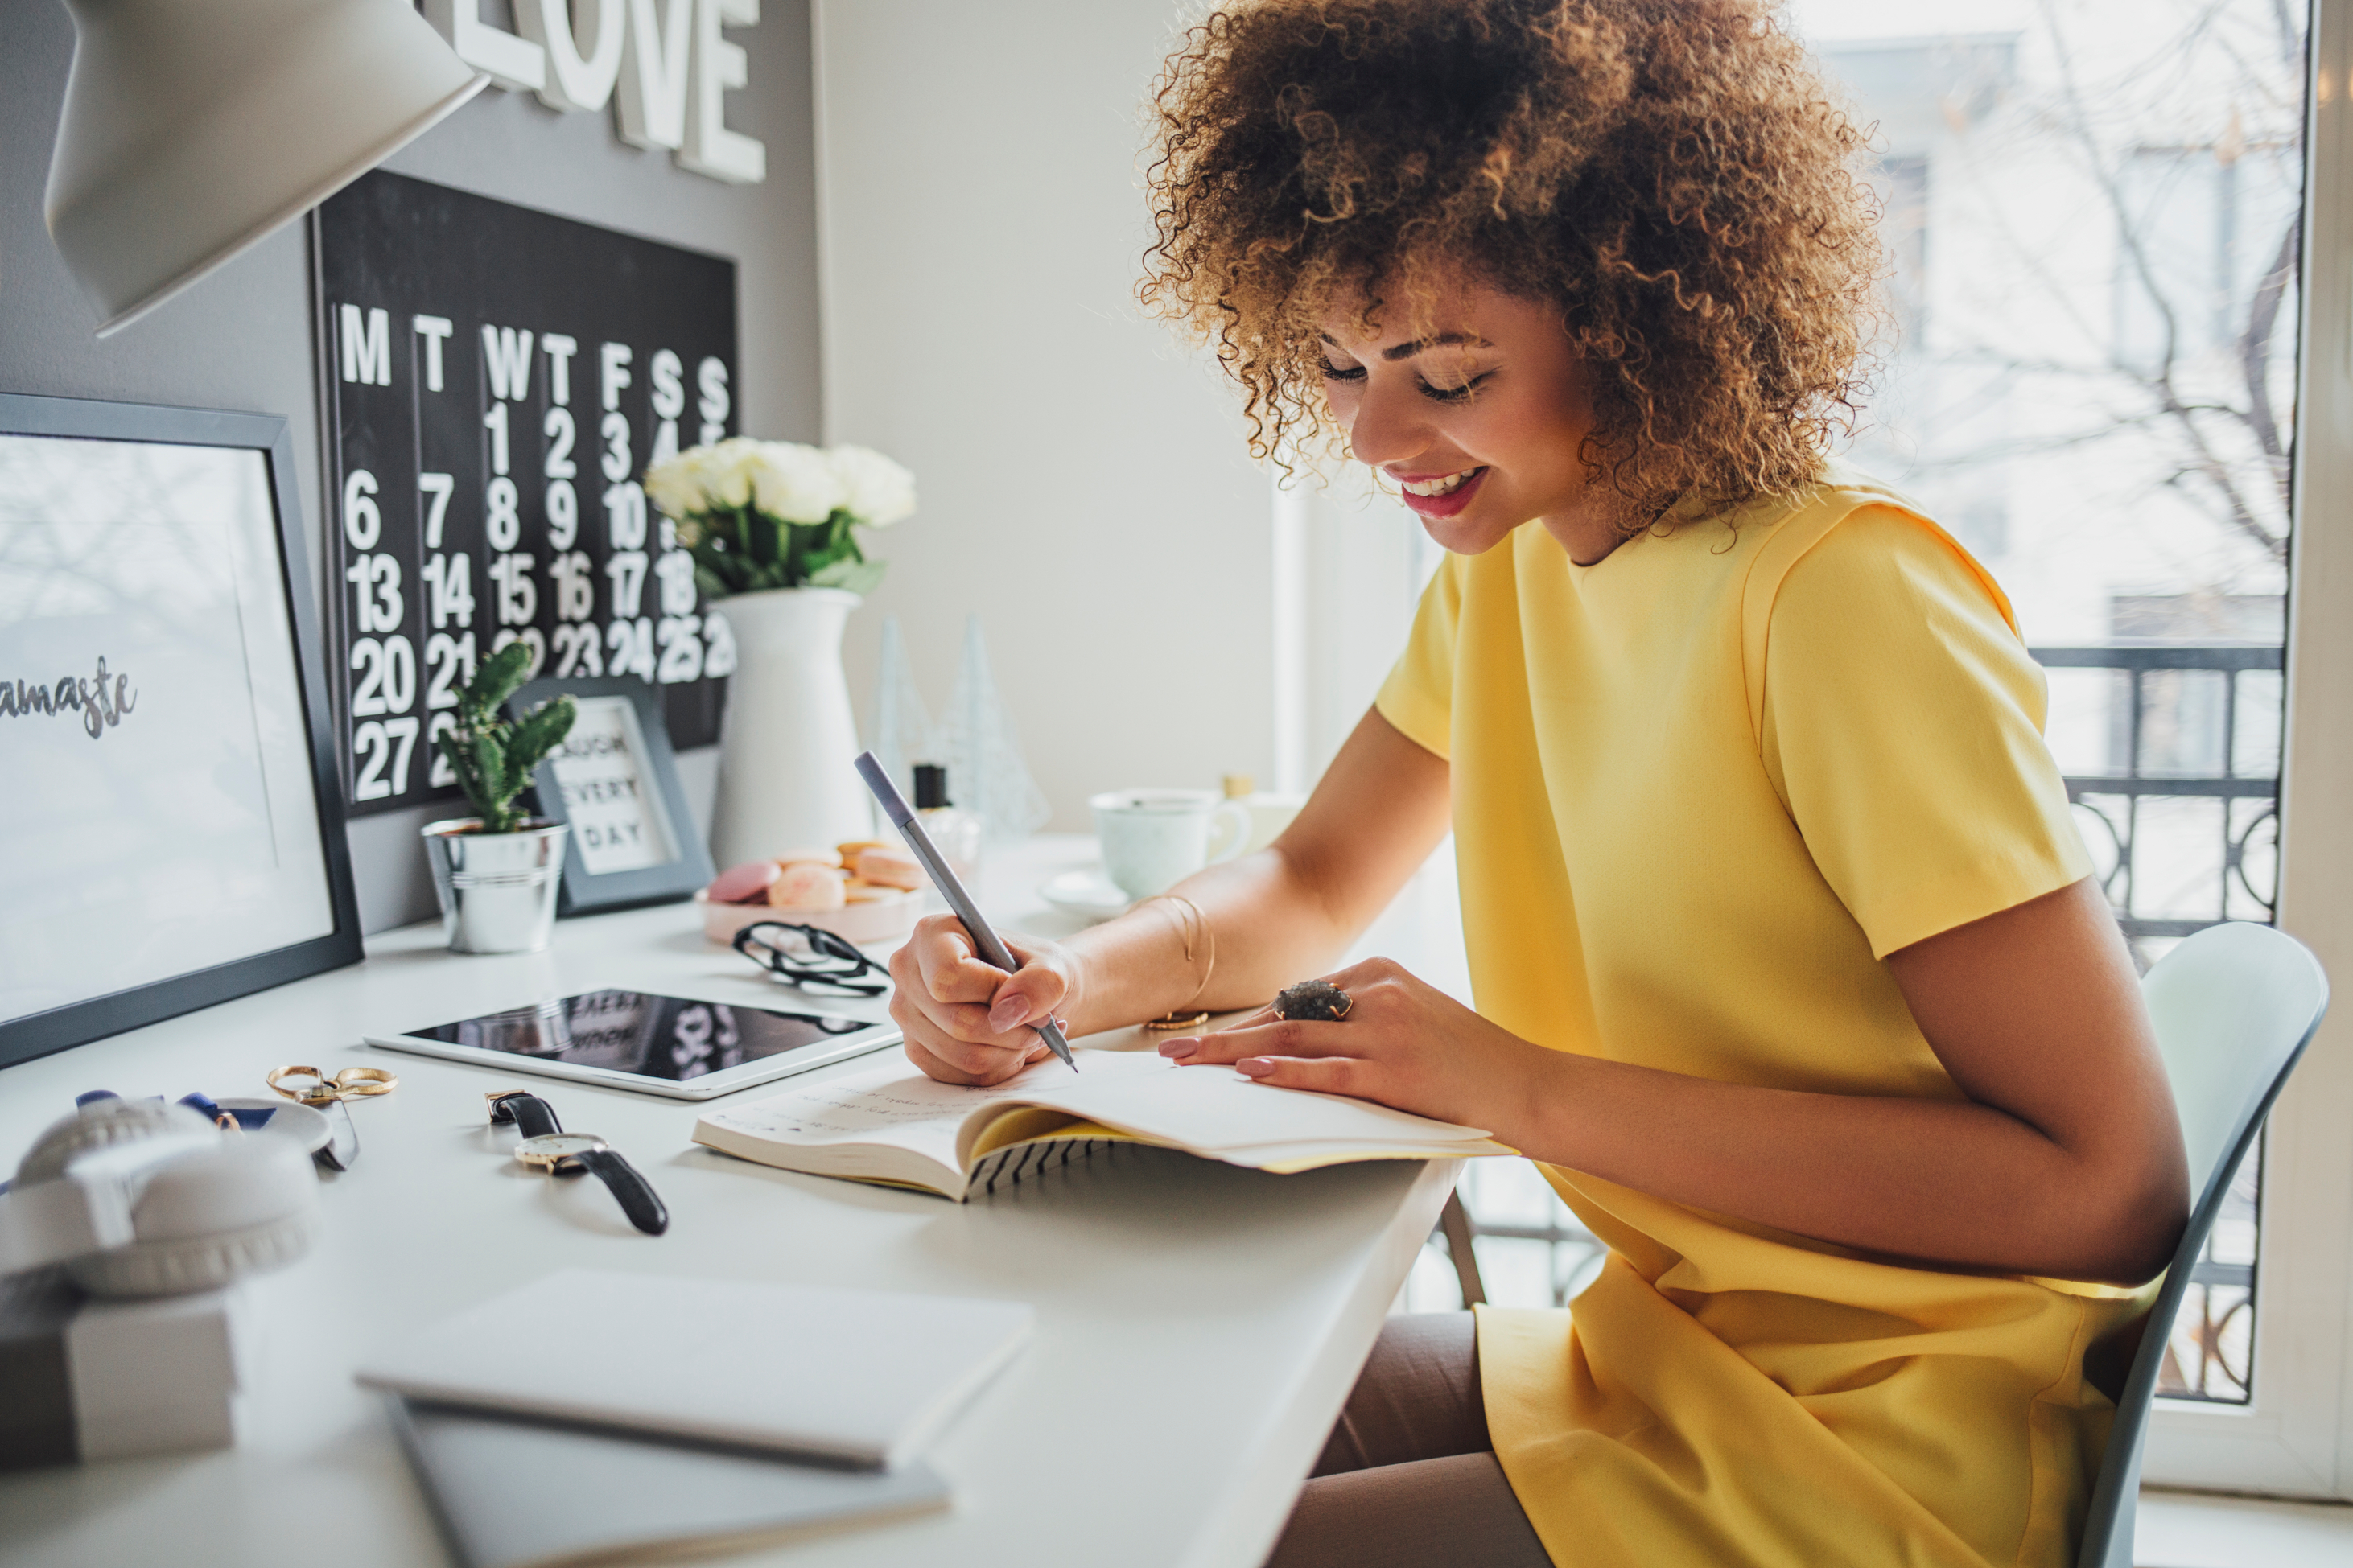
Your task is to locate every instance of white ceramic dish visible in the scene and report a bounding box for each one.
[215,1097,332,1154]
[696,887,921,949]
[1039,869,1132,924]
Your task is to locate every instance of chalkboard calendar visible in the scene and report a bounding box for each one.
[313,171,737,817]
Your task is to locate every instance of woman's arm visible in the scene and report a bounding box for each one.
[1171,813,2191,1286]
[888,708,1452,1084]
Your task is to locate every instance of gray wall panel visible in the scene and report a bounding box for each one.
[2,2,818,932]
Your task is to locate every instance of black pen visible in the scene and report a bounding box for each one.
[854,751,1078,1072]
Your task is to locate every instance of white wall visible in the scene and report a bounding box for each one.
[814,0,1275,828]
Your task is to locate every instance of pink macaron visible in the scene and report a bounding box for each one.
[708,859,782,905]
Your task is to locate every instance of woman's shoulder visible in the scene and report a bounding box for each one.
[1745,461,2020,637]
[1723,463,2031,740]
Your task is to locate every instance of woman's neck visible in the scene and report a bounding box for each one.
[1539,485,1644,569]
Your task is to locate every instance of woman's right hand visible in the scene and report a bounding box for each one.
[888,914,1082,1086]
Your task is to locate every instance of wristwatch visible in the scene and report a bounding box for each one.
[486,1090,670,1236]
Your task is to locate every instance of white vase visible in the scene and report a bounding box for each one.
[707,587,872,867]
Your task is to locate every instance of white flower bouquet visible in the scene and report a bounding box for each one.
[643,438,916,599]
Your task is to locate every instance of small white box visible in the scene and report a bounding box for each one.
[63,1286,246,1461]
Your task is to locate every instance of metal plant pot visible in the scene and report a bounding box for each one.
[421,818,569,954]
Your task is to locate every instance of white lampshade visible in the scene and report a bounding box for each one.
[44,0,488,337]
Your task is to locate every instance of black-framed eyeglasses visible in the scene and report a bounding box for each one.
[730,921,888,996]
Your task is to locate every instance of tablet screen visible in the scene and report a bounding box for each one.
[407,991,876,1084]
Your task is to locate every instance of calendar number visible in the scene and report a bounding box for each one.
[352,715,420,800]
[551,622,606,677]
[657,615,703,684]
[551,551,595,622]
[607,616,655,682]
[422,551,475,628]
[702,611,737,677]
[418,471,455,548]
[343,470,381,550]
[344,553,403,635]
[490,552,538,624]
[349,635,418,717]
[424,631,476,710]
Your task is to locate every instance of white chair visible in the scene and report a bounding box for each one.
[2076,921,2330,1568]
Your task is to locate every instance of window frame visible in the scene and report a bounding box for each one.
[2141,0,2353,1498]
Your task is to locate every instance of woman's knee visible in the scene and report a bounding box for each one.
[1267,1451,1549,1568]
[1312,1311,1486,1476]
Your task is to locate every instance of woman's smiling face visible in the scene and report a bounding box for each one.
[1317,282,1612,561]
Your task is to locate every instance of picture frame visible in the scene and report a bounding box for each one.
[0,393,365,1070]
[508,675,715,916]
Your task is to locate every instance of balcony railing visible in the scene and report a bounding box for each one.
[1435,643,2281,1404]
[2031,644,2284,945]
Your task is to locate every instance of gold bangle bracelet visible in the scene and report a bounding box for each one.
[1138,893,1216,1025]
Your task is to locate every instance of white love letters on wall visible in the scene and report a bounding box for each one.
[422,0,766,186]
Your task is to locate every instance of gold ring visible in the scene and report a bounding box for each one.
[1143,1011,1211,1032]
[267,1065,331,1105]
[333,1067,399,1097]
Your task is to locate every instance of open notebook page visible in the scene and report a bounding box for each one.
[999,1058,1497,1153]
[699,1049,1169,1173]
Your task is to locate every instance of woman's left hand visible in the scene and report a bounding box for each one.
[1156,957,1551,1142]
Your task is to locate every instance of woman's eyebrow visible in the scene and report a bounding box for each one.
[1382,332,1491,361]
[1315,331,1494,360]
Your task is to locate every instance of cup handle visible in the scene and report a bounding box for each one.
[1205,799,1251,865]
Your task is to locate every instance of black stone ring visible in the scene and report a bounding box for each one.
[1274,979,1352,1022]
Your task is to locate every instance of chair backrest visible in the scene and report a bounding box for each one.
[2075,922,2329,1568]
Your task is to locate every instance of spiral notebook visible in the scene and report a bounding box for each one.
[356,1271,1032,1468]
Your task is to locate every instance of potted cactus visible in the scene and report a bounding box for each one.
[419,641,579,953]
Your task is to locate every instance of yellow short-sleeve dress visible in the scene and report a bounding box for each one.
[1373,467,2148,1568]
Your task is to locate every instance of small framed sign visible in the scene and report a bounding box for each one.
[509,676,714,916]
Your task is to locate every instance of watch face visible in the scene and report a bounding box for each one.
[515,1133,605,1162]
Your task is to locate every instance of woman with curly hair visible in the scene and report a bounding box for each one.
[887,2,2187,1563]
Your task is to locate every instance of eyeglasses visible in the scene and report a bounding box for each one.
[730,921,888,996]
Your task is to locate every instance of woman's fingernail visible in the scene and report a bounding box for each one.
[1238,1057,1275,1077]
[990,995,1029,1029]
[1159,1037,1198,1060]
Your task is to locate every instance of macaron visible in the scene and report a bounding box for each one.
[708,860,781,905]
[773,847,843,870]
[769,861,847,909]
[852,846,924,891]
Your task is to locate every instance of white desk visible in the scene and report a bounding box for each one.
[0,836,1459,1568]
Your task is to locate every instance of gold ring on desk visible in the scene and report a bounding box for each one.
[267,1064,400,1105]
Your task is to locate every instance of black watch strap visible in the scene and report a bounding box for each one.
[572,1147,670,1236]
[490,1092,562,1140]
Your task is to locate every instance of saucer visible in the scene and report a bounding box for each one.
[1040,870,1133,924]
[214,1097,332,1155]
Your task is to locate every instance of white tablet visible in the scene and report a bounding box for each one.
[365,990,902,1101]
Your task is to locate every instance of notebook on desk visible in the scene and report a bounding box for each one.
[390,1399,950,1568]
[690,1049,1515,1202]
[356,1271,1032,1469]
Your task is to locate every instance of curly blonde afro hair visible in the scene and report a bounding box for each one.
[1140,0,1881,515]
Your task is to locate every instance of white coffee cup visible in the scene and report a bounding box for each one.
[1090,789,1252,900]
